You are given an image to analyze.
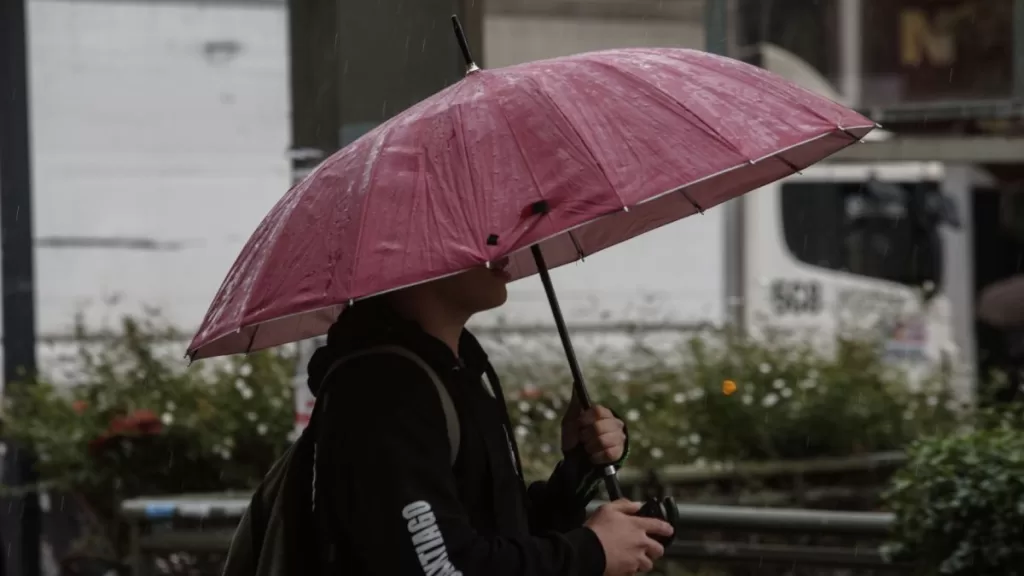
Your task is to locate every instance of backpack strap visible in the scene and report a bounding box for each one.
[317,345,460,465]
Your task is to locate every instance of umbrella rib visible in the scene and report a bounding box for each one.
[245,323,259,354]
[526,76,626,211]
[451,89,483,255]
[670,50,849,131]
[346,129,395,299]
[495,102,552,230]
[584,57,750,162]
[569,230,586,261]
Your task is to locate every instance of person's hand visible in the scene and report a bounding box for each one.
[561,391,626,465]
[584,499,674,575]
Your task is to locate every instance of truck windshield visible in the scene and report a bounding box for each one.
[780,180,944,289]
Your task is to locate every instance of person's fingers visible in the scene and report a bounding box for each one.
[585,431,626,462]
[641,537,666,561]
[579,420,624,444]
[636,553,654,573]
[578,405,616,426]
[604,499,642,514]
[632,516,675,536]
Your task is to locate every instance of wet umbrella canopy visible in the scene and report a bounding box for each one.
[189,17,874,505]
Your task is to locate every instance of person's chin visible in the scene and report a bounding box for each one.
[477,288,509,313]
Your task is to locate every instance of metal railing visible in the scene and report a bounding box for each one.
[120,494,910,574]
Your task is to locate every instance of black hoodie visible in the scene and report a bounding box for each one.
[307,313,611,576]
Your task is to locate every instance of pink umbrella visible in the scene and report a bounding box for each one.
[189,48,872,358]
[189,17,873,512]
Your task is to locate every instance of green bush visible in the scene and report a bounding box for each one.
[883,407,1024,576]
[1,312,296,555]
[503,329,961,479]
[1,314,963,557]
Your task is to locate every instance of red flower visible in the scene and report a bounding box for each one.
[520,386,543,400]
[88,409,164,455]
[71,400,88,414]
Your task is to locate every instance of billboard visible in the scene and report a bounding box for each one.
[735,0,1015,110]
[860,0,1014,106]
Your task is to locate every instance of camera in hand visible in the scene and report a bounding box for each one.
[636,496,678,547]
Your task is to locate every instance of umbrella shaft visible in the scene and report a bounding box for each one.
[601,465,624,500]
[529,245,625,501]
[529,245,593,409]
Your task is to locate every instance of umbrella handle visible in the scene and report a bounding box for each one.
[529,245,623,500]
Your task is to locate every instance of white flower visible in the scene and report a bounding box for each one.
[772,378,786,390]
[235,379,254,400]
[238,363,253,377]
[542,409,557,421]
[688,433,701,445]
[625,409,641,422]
[514,425,529,439]
[165,401,176,412]
[247,411,259,422]
[689,388,705,400]
[762,393,779,407]
[161,412,174,426]
[673,392,686,404]
[257,423,269,436]
[650,447,664,460]
[742,394,754,405]
[759,362,772,374]
[518,401,531,412]
[781,388,793,398]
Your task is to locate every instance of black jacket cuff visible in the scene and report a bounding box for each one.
[565,527,606,576]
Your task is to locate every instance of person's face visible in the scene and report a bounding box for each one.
[433,257,511,316]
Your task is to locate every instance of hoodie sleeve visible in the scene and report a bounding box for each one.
[318,357,606,576]
[525,421,630,534]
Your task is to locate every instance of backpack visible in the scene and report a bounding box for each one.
[220,345,460,576]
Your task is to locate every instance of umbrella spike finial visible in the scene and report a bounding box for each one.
[451,15,480,74]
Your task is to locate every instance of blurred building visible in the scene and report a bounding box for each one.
[17,0,710,362]
[11,0,1024,385]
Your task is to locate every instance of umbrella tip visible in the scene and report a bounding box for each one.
[451,15,480,74]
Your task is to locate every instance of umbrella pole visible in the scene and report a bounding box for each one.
[529,245,625,501]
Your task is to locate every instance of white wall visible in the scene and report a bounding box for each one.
[25,0,291,338]
[15,1,717,379]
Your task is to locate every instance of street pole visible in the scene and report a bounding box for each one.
[0,0,41,575]
[1015,0,1024,98]
[288,0,483,179]
[705,0,744,333]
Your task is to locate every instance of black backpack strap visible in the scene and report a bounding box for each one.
[313,345,460,464]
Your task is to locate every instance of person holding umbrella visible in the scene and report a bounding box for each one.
[303,259,673,575]
[200,18,874,576]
